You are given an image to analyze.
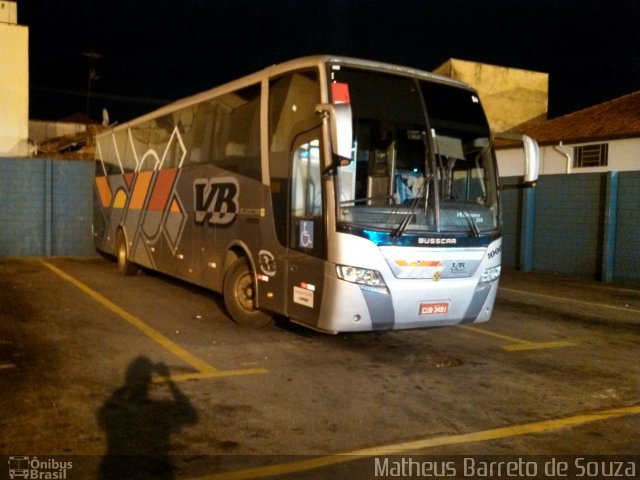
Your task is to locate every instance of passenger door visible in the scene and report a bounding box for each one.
[285,128,327,325]
[264,70,327,326]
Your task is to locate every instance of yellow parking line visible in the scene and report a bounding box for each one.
[502,341,576,352]
[153,369,268,384]
[458,324,526,344]
[40,260,267,380]
[458,325,576,351]
[184,404,640,480]
[500,287,640,314]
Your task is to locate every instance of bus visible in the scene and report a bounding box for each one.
[93,55,539,333]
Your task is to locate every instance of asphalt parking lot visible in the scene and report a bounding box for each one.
[1,257,639,479]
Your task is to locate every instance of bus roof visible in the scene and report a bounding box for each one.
[97,55,474,138]
[268,55,470,87]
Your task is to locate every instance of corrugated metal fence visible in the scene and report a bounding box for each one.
[501,171,640,283]
[1,158,638,283]
[0,157,95,256]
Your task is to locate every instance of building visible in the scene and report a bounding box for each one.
[433,58,548,133]
[0,1,29,157]
[498,91,640,177]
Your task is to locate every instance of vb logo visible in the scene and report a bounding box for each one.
[194,177,239,225]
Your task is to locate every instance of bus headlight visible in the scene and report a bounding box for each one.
[336,265,389,294]
[479,265,501,284]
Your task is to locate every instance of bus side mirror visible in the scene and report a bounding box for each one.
[316,103,353,164]
[495,133,540,186]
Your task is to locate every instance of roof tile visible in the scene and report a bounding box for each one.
[517,90,640,145]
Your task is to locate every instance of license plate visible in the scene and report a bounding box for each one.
[419,302,449,315]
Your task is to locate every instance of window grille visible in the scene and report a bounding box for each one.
[573,143,608,168]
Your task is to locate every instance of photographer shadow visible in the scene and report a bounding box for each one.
[97,356,198,479]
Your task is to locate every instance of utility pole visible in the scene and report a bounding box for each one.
[83,51,101,122]
[83,51,101,147]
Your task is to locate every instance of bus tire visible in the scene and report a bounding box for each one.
[223,259,273,328]
[116,229,138,276]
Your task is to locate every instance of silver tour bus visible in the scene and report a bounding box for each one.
[93,56,539,332]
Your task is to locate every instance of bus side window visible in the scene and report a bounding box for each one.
[183,101,215,166]
[134,115,173,172]
[290,132,325,258]
[211,84,261,180]
[96,135,118,174]
[113,129,136,173]
[291,139,322,218]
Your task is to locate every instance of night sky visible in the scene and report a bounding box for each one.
[19,0,640,124]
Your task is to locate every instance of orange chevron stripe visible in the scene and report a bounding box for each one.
[148,169,178,211]
[170,198,181,213]
[124,172,135,188]
[129,171,153,210]
[95,177,112,208]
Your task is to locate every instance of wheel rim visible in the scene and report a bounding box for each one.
[236,272,256,312]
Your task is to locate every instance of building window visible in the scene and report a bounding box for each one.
[573,143,608,168]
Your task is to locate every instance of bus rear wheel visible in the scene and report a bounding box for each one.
[223,259,273,328]
[116,230,138,276]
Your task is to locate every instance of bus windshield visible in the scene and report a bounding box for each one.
[331,67,499,237]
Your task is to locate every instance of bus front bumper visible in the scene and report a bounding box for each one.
[317,274,499,332]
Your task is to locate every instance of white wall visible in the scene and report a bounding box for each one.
[29,120,87,145]
[497,137,640,177]
[0,20,29,156]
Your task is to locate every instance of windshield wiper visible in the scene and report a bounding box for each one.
[393,196,421,238]
[393,174,431,238]
[461,209,480,238]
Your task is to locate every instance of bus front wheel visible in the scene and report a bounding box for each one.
[116,230,138,276]
[223,259,273,328]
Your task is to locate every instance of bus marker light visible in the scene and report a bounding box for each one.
[301,282,315,291]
